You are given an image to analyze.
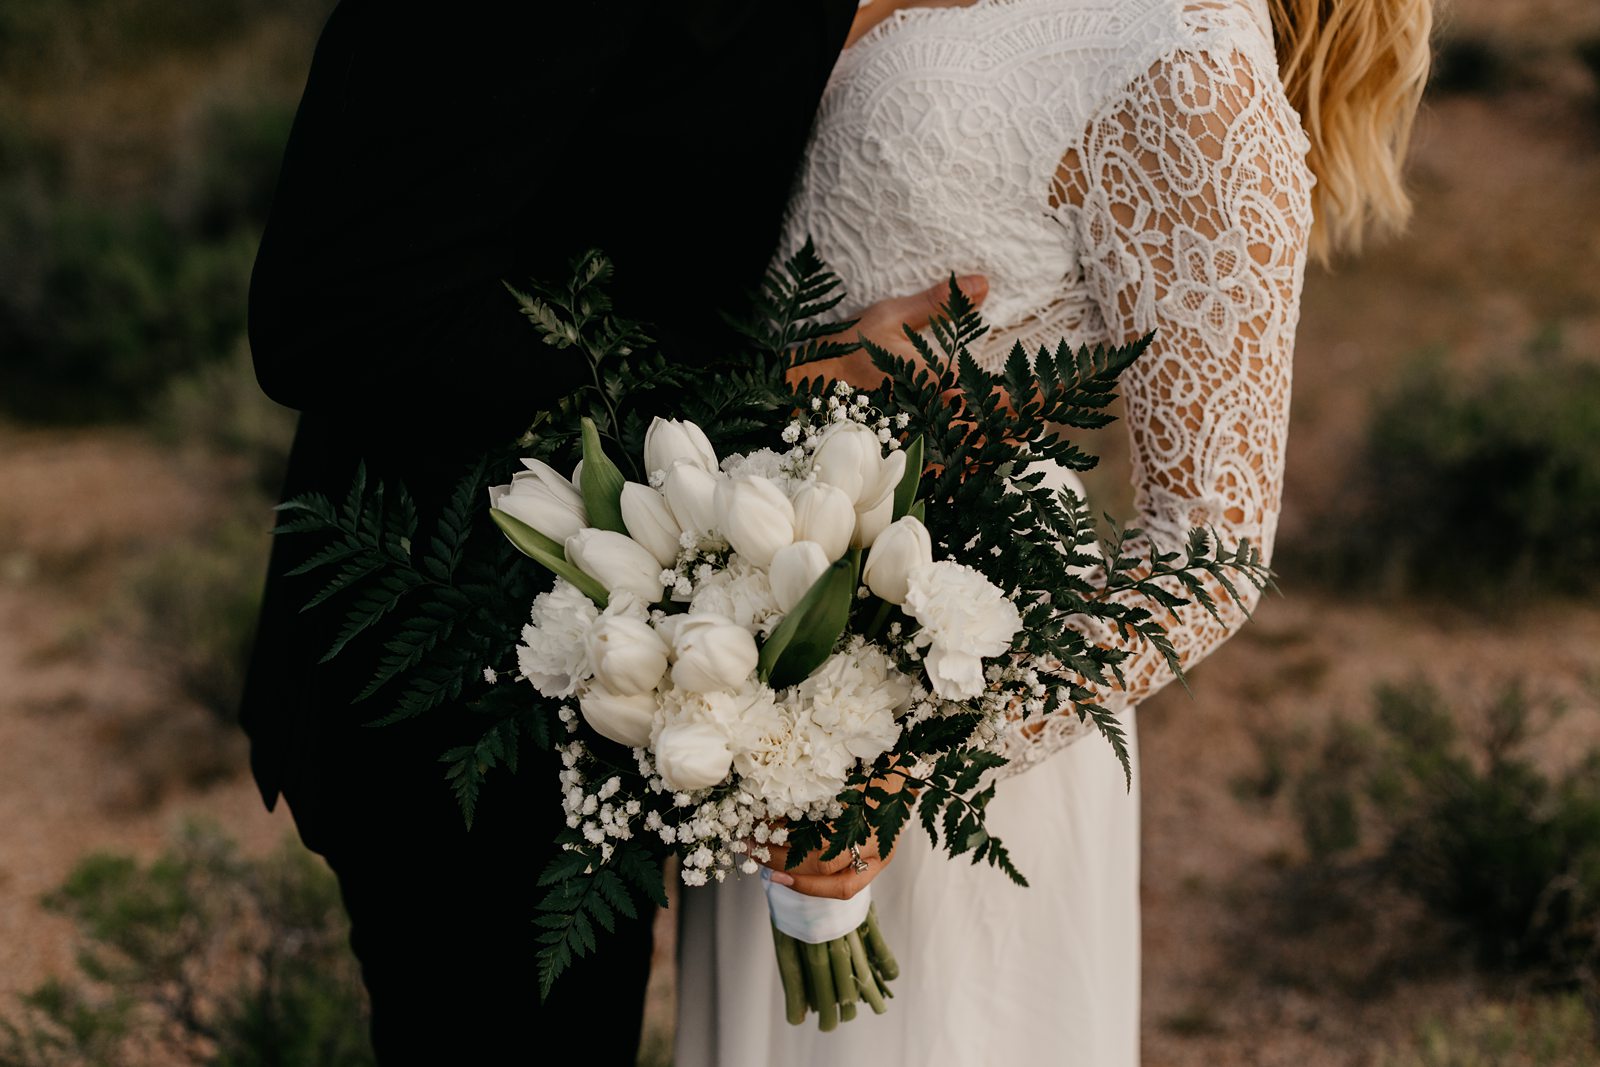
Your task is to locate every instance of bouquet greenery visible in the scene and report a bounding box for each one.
[275,245,1269,1027]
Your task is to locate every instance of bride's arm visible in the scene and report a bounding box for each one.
[1013,45,1314,765]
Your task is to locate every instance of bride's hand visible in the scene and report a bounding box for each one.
[756,769,911,900]
[786,274,988,394]
[847,0,980,49]
[760,831,891,901]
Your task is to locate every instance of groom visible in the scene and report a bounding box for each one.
[242,3,860,1061]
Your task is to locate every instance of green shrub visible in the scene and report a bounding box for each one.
[1280,680,1600,987]
[124,515,274,720]
[1293,715,1370,862]
[0,198,258,422]
[0,824,373,1067]
[0,0,334,86]
[153,342,297,496]
[1337,335,1600,597]
[190,99,298,238]
[0,2,325,424]
[1379,995,1599,1066]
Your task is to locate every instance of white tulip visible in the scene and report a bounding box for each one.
[569,460,584,492]
[586,614,670,695]
[564,529,667,604]
[644,417,718,477]
[620,483,683,567]
[578,685,657,748]
[854,492,895,549]
[714,476,795,568]
[769,541,831,613]
[663,464,722,538]
[863,516,933,604]
[810,422,881,503]
[654,722,734,791]
[670,613,759,693]
[790,482,855,562]
[812,422,902,508]
[859,448,907,516]
[487,458,589,544]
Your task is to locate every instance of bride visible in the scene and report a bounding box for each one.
[675,0,1431,1062]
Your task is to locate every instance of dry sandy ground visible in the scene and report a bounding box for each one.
[0,427,294,1004]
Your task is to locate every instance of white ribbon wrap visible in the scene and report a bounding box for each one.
[760,867,872,944]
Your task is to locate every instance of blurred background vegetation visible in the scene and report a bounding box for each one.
[0,0,1596,1065]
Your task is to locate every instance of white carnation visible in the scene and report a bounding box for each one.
[731,693,855,814]
[653,678,780,751]
[795,640,911,762]
[720,448,801,494]
[903,561,1023,700]
[517,578,601,698]
[688,556,782,636]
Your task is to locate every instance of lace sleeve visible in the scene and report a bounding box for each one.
[1000,44,1314,772]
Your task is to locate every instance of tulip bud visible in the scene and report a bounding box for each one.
[790,482,855,562]
[586,614,670,695]
[620,483,683,567]
[863,516,933,604]
[670,614,758,693]
[564,529,667,604]
[578,685,657,748]
[487,458,589,544]
[810,422,880,504]
[654,722,733,791]
[769,541,831,614]
[644,417,718,478]
[663,464,721,539]
[714,476,795,568]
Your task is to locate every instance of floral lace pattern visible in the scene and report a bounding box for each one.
[778,0,1313,772]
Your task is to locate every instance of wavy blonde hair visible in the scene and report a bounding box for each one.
[1268,0,1434,260]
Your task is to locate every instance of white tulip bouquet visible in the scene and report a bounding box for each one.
[488,396,1040,1025]
[275,247,1270,1029]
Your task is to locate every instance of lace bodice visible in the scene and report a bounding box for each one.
[778,0,1314,769]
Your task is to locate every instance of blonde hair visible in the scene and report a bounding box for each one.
[1268,0,1434,260]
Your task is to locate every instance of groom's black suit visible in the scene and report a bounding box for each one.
[242,3,856,1060]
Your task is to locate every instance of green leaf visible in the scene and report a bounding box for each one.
[490,509,609,607]
[758,551,856,689]
[893,435,923,520]
[579,417,628,534]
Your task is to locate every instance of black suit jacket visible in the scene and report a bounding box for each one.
[243,1,856,853]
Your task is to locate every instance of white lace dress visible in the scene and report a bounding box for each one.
[676,1,1312,1062]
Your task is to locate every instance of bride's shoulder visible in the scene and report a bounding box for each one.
[998,0,1278,63]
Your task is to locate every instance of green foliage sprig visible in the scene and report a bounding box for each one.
[272,456,544,826]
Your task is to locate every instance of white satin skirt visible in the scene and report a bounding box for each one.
[674,714,1141,1067]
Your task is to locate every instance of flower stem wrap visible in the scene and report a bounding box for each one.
[763,872,899,1029]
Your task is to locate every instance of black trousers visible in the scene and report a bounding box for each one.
[283,705,655,1065]
[324,831,654,1064]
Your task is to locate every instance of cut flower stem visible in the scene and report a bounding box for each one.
[771,906,899,1029]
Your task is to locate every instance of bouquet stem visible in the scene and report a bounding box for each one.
[772,927,809,1025]
[803,941,838,1031]
[770,908,899,1030]
[864,903,899,980]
